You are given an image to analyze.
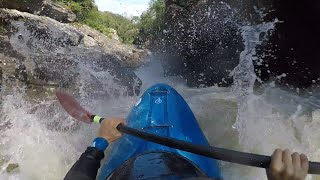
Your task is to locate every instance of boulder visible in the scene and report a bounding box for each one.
[159,0,320,89]
[255,0,320,89]
[40,2,76,23]
[156,1,243,87]
[76,24,150,68]
[0,9,144,96]
[0,0,45,14]
[0,0,76,23]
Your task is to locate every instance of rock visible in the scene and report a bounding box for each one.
[255,0,320,90]
[0,66,2,91]
[312,109,320,123]
[0,0,45,14]
[0,9,144,96]
[76,24,150,68]
[0,0,76,23]
[158,0,320,89]
[6,163,19,173]
[156,1,243,87]
[40,2,76,23]
[0,34,25,60]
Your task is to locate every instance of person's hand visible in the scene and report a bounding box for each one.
[98,117,124,143]
[267,149,309,180]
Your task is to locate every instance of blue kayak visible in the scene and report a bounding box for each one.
[98,83,222,180]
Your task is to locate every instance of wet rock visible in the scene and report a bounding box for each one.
[14,63,27,82]
[255,0,320,90]
[157,1,243,87]
[0,0,76,23]
[160,0,320,90]
[76,24,150,68]
[6,163,19,173]
[312,109,320,123]
[0,34,25,60]
[0,9,145,96]
[0,0,45,14]
[0,66,2,91]
[40,2,76,23]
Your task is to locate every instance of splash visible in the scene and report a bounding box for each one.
[1,8,320,180]
[0,87,138,180]
[0,17,139,180]
[229,21,320,180]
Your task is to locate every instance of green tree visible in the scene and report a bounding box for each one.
[52,0,139,44]
[53,0,97,20]
[137,0,166,45]
[52,0,167,45]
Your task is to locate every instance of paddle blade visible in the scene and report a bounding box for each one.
[55,90,92,124]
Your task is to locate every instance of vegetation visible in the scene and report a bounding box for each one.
[52,0,166,45]
[136,0,166,45]
[82,11,139,44]
[0,26,7,36]
[53,0,96,21]
[53,0,139,44]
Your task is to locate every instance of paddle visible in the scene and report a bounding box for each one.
[55,90,320,174]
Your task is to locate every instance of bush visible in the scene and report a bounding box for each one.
[52,0,139,44]
[135,0,166,45]
[52,0,167,45]
[53,0,96,20]
[81,10,139,44]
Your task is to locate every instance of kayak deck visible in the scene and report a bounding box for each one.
[98,84,221,179]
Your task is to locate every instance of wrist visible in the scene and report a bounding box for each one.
[90,137,109,151]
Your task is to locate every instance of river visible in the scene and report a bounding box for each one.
[1,19,320,180]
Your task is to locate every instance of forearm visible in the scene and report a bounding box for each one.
[64,147,104,180]
[64,138,109,180]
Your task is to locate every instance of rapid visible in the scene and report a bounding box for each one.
[1,11,320,180]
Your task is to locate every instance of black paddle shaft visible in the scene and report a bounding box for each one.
[117,124,320,174]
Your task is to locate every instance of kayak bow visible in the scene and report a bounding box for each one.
[56,83,320,178]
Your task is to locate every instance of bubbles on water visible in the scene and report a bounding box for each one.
[0,20,139,179]
[0,83,138,179]
[0,91,73,178]
[230,19,320,180]
[1,7,320,180]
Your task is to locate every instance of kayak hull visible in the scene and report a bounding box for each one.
[98,84,221,179]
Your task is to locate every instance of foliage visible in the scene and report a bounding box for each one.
[52,0,167,45]
[137,0,166,44]
[82,11,139,44]
[53,0,96,20]
[53,0,138,44]
[0,26,7,36]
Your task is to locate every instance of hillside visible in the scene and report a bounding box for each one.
[53,0,139,44]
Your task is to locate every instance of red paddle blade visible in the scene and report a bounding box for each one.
[55,90,92,124]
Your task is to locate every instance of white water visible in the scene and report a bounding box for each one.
[1,20,320,180]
